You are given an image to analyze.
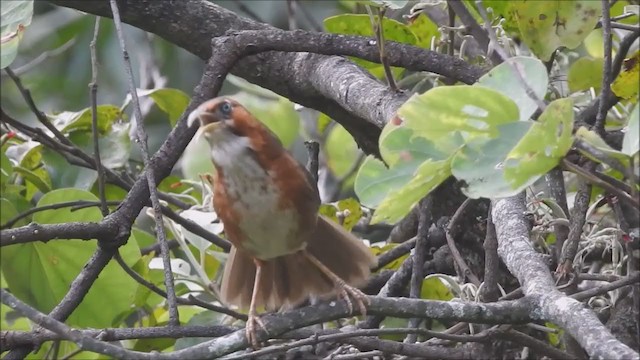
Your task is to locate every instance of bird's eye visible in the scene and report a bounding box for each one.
[219,101,233,117]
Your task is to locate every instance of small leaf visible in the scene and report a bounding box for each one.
[50,105,122,134]
[420,276,454,300]
[513,0,601,61]
[622,103,639,156]
[178,208,224,252]
[611,51,639,101]
[13,165,51,194]
[568,57,604,92]
[575,126,631,164]
[319,198,363,231]
[134,88,190,127]
[504,98,574,188]
[371,243,409,270]
[476,56,548,121]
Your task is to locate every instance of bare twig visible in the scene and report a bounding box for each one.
[109,0,179,326]
[88,17,108,217]
[480,206,500,302]
[405,198,433,343]
[446,198,481,286]
[304,140,319,184]
[557,179,592,279]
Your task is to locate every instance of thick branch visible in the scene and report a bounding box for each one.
[492,194,639,359]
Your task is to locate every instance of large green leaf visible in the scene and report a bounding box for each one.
[398,85,520,147]
[355,156,416,209]
[451,121,532,198]
[0,0,33,69]
[41,148,98,190]
[0,189,140,328]
[476,56,548,121]
[407,13,439,49]
[504,98,574,188]
[68,123,131,169]
[513,0,601,61]
[622,103,639,157]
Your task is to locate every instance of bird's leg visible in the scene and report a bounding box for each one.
[302,250,369,316]
[246,258,268,348]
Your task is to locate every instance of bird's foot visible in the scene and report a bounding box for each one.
[246,313,268,348]
[336,281,369,317]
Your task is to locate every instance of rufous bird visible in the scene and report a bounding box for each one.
[187,97,377,347]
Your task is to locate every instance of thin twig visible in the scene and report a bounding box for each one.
[88,17,108,217]
[446,198,481,286]
[556,178,592,279]
[109,0,179,326]
[572,271,640,301]
[1,200,120,229]
[286,0,297,30]
[480,206,500,302]
[304,140,319,184]
[594,0,613,135]
[562,159,639,209]
[405,198,432,343]
[372,6,398,92]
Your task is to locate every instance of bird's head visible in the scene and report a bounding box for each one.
[187,97,283,168]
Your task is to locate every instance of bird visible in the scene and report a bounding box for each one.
[187,97,377,347]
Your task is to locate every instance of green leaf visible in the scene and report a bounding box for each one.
[0,198,18,225]
[370,243,409,271]
[513,0,601,61]
[407,13,439,49]
[13,165,51,195]
[51,105,122,134]
[0,0,33,69]
[325,124,360,178]
[0,189,140,328]
[379,124,453,166]
[476,56,548,121]
[324,14,416,77]
[5,140,41,169]
[1,151,14,190]
[451,121,532,198]
[134,88,190,127]
[398,85,520,147]
[372,158,450,224]
[611,51,639,101]
[420,276,454,300]
[575,126,631,164]
[504,98,574,188]
[622,103,639,156]
[68,124,132,169]
[583,29,604,58]
[568,57,603,92]
[319,198,363,231]
[368,0,408,9]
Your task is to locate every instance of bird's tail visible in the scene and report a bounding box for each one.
[220,216,377,310]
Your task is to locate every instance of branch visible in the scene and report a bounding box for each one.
[491,194,639,359]
[48,0,485,154]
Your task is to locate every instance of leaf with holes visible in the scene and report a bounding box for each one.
[513,0,601,61]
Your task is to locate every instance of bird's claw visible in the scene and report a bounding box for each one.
[246,314,268,348]
[337,284,369,317]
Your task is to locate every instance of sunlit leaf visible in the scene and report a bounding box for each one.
[406,13,439,49]
[611,51,639,101]
[325,123,360,178]
[504,98,574,188]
